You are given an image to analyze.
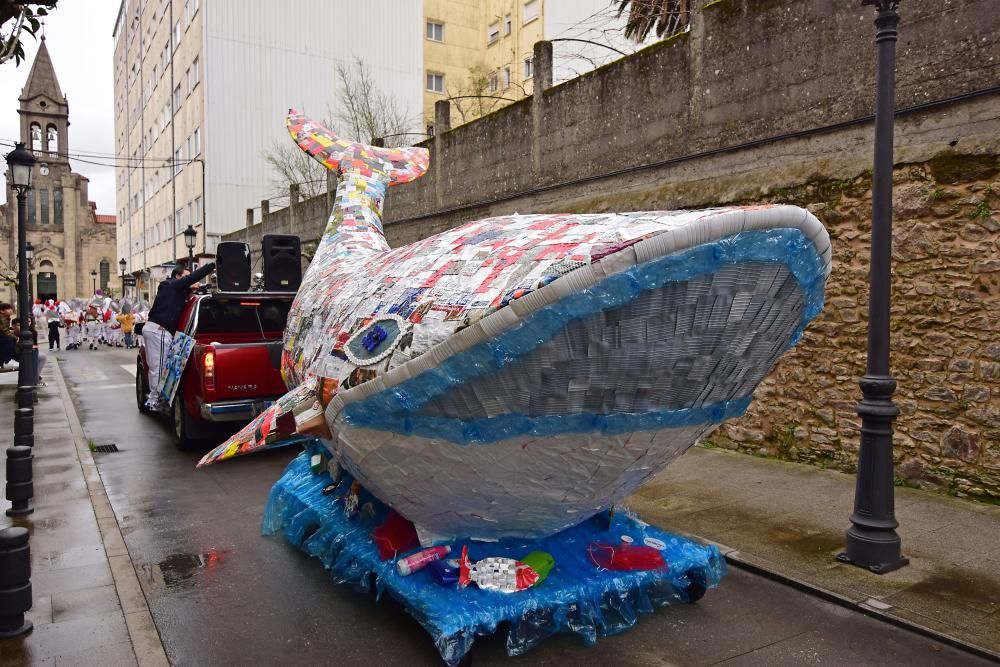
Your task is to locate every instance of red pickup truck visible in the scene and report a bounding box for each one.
[135,292,293,449]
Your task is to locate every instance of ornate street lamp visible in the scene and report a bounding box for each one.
[120,257,128,300]
[839,0,908,574]
[91,269,97,296]
[5,142,36,441]
[25,240,33,303]
[183,224,197,266]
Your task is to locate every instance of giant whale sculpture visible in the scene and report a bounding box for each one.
[199,110,831,542]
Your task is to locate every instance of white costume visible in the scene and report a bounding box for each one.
[142,320,172,410]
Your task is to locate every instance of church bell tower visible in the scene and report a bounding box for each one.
[17,35,70,180]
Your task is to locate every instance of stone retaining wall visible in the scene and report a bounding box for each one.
[711,155,1000,501]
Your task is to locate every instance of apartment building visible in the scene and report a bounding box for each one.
[422,0,619,132]
[113,0,422,276]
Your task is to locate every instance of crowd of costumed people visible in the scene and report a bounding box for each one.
[31,296,148,351]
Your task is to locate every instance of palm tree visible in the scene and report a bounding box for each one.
[615,0,690,42]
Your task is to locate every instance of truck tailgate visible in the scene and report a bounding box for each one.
[209,341,286,399]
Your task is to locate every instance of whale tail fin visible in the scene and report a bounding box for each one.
[286,109,429,186]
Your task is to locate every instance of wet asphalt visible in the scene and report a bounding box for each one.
[56,347,993,666]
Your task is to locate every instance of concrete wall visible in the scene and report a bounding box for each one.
[223,0,1000,497]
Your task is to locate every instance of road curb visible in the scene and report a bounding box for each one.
[698,538,1000,664]
[50,355,171,667]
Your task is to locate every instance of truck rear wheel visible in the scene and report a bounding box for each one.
[172,396,199,451]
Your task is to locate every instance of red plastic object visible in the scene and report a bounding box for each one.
[371,510,419,560]
[586,543,667,571]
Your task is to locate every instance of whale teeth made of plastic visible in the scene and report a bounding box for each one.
[198,110,832,542]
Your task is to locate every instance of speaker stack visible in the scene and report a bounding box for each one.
[262,234,302,292]
[215,242,251,291]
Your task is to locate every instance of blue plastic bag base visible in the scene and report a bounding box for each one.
[263,443,727,666]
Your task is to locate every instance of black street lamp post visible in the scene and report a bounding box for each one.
[91,269,97,296]
[120,257,127,300]
[183,224,196,267]
[25,241,33,303]
[839,0,908,574]
[6,143,35,441]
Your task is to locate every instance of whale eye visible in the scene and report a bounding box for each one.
[344,315,410,366]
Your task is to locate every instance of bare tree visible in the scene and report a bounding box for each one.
[447,64,497,125]
[262,57,415,198]
[263,115,334,199]
[334,57,413,147]
[443,61,533,128]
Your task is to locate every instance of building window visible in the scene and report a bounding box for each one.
[524,56,533,79]
[39,189,49,224]
[46,125,58,153]
[488,72,498,93]
[487,21,499,44]
[173,21,181,50]
[523,0,539,23]
[192,56,199,86]
[54,188,62,226]
[26,190,35,225]
[175,207,184,234]
[504,14,512,35]
[426,72,444,93]
[503,66,511,88]
[426,21,444,42]
[30,123,42,151]
[173,84,181,110]
[193,126,201,155]
[174,148,182,175]
[426,124,435,137]
[100,260,110,292]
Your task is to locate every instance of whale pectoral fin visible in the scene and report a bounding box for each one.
[197,379,320,467]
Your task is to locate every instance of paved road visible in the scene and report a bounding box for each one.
[58,348,990,666]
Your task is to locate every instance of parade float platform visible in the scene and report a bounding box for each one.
[262,444,727,665]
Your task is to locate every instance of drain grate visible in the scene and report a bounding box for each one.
[91,443,120,453]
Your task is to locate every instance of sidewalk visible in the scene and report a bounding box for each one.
[0,356,168,667]
[629,445,1000,659]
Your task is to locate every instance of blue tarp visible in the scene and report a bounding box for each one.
[263,444,726,665]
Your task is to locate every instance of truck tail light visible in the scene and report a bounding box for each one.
[204,349,215,391]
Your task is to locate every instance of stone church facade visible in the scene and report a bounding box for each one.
[0,37,117,305]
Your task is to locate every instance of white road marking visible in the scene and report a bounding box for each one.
[121,364,136,377]
[95,383,135,390]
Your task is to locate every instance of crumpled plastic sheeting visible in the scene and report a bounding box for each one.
[263,444,726,665]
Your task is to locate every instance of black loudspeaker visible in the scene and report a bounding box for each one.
[216,242,251,291]
[262,234,302,292]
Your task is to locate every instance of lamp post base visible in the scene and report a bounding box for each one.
[0,617,32,640]
[837,529,908,575]
[5,503,33,518]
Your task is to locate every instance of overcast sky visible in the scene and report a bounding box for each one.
[0,0,119,214]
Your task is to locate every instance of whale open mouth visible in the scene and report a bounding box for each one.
[327,206,830,444]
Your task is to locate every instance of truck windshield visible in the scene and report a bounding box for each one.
[195,298,290,337]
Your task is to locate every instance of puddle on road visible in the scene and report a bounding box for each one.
[143,550,227,592]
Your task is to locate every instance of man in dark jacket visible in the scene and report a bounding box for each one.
[142,262,216,410]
